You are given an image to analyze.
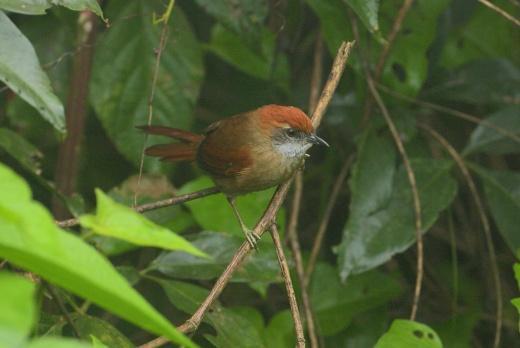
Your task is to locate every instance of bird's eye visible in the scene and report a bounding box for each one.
[286,128,297,137]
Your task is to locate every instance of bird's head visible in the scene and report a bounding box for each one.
[257,104,329,158]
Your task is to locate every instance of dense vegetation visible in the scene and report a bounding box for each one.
[0,0,519,347]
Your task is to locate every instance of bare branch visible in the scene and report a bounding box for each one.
[478,0,520,26]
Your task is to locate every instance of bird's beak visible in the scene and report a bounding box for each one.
[308,134,329,147]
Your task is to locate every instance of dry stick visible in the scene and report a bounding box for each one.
[285,33,324,348]
[376,83,520,145]
[52,11,98,219]
[419,124,502,348]
[305,155,354,284]
[56,186,220,228]
[478,0,520,26]
[270,224,306,348]
[361,0,415,123]
[134,0,175,207]
[366,76,424,321]
[138,41,355,348]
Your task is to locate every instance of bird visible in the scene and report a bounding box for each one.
[139,104,328,248]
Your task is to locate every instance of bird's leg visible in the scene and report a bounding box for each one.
[226,196,260,249]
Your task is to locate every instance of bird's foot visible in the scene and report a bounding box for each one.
[244,229,261,249]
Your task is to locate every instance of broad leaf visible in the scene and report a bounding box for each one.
[472,167,520,257]
[0,272,36,337]
[90,0,203,169]
[0,163,195,347]
[464,106,520,155]
[375,320,442,348]
[343,0,380,36]
[337,131,457,279]
[74,315,133,348]
[0,0,103,17]
[310,263,401,336]
[0,12,65,132]
[79,189,206,257]
[27,337,92,348]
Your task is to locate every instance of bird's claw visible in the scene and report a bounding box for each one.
[245,230,261,249]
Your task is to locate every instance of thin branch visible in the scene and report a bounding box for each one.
[56,186,220,228]
[361,0,415,123]
[305,155,354,284]
[478,0,520,26]
[44,282,80,338]
[366,75,424,321]
[419,124,502,348]
[135,0,176,206]
[138,41,355,348]
[270,224,305,347]
[377,83,520,145]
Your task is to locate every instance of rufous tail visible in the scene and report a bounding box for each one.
[138,125,204,162]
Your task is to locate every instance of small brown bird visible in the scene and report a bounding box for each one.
[140,104,328,247]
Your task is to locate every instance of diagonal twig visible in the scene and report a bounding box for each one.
[478,0,520,26]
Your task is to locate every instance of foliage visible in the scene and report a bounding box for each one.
[0,0,519,347]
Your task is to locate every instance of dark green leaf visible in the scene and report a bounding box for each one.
[310,263,401,336]
[380,0,450,95]
[343,0,379,35]
[150,231,281,287]
[464,106,520,155]
[0,127,42,173]
[79,189,206,257]
[156,279,209,315]
[434,311,480,348]
[0,163,195,347]
[0,12,65,132]
[208,24,289,90]
[178,176,285,238]
[74,315,133,348]
[375,319,442,348]
[193,0,267,48]
[472,167,520,257]
[90,0,203,169]
[337,131,457,279]
[0,272,36,336]
[513,264,520,326]
[0,0,103,17]
[262,310,294,348]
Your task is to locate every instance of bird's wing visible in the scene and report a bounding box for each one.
[197,142,252,177]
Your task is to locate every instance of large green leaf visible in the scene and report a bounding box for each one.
[208,23,289,90]
[310,263,401,336]
[472,166,520,257]
[150,231,281,288]
[0,0,103,17]
[375,320,442,348]
[379,0,450,95]
[193,0,267,48]
[178,176,285,238]
[0,12,65,132]
[90,0,203,170]
[337,131,457,279]
[464,106,520,155]
[0,163,195,347]
[343,0,380,36]
[513,264,520,328]
[156,279,266,348]
[0,272,36,337]
[79,189,206,257]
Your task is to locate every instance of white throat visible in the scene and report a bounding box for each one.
[273,141,312,159]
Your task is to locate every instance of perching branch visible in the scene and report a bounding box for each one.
[138,40,355,348]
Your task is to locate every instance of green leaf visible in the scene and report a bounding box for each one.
[0,127,42,173]
[0,12,65,132]
[0,0,103,17]
[343,0,380,35]
[178,176,285,238]
[90,0,203,170]
[0,272,37,336]
[156,279,266,348]
[151,232,281,287]
[79,189,206,257]
[337,131,457,279]
[434,311,480,348]
[380,0,450,95]
[310,263,401,336]
[208,23,289,90]
[193,0,267,48]
[27,337,92,348]
[375,320,442,348]
[74,315,133,348]
[471,167,520,257]
[0,163,195,347]
[262,310,294,348]
[464,106,520,155]
[513,264,520,327]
